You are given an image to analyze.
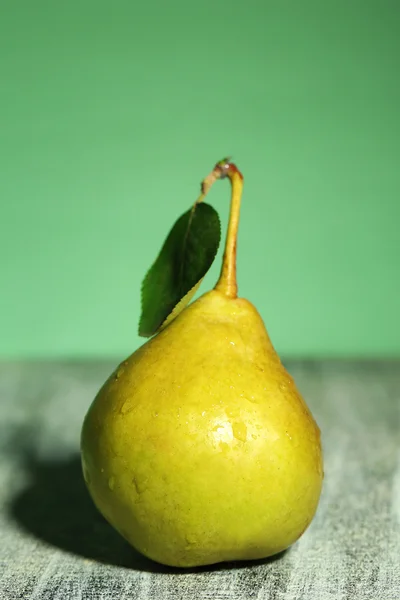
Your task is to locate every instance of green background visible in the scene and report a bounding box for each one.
[1,1,399,359]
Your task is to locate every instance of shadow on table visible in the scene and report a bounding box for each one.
[9,453,286,573]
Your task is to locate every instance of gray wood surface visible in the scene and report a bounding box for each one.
[0,360,399,599]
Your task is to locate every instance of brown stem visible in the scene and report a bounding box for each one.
[196,158,244,298]
[214,161,244,298]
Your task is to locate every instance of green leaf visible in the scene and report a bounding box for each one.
[139,202,221,337]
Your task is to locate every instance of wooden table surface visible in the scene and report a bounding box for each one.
[0,360,399,599]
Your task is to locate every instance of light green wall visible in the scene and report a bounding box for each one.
[1,1,399,358]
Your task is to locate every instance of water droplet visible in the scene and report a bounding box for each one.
[201,411,206,416]
[232,421,247,443]
[120,401,131,414]
[82,464,91,485]
[115,362,126,380]
[230,341,235,346]
[133,476,148,494]
[108,476,115,491]
[185,532,197,545]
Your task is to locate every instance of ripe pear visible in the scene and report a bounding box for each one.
[81,161,323,568]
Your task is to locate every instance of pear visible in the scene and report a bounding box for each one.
[81,160,323,568]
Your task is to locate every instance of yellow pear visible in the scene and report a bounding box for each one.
[81,160,323,568]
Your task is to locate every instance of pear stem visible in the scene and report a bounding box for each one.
[196,159,244,298]
[214,162,244,298]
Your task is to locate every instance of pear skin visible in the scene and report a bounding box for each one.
[81,290,323,567]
